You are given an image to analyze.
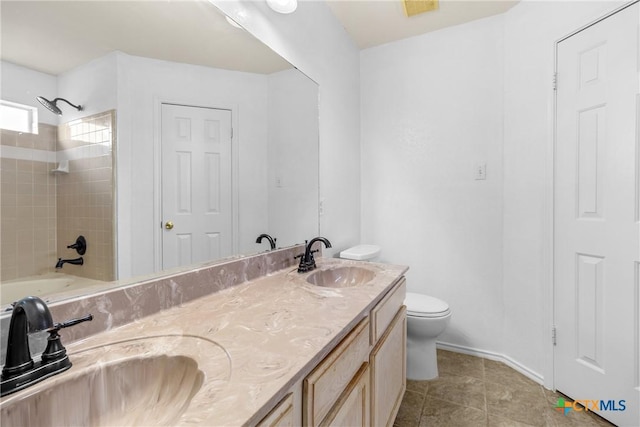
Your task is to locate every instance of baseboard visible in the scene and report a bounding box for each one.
[436,341,545,387]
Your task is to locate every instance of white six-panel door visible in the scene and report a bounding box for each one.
[554,3,639,426]
[161,104,233,270]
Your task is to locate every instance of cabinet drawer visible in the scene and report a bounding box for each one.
[304,317,370,426]
[257,393,294,427]
[371,277,406,344]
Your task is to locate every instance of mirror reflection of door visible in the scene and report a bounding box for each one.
[161,104,233,270]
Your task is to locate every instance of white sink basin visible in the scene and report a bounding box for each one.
[306,266,375,288]
[0,335,231,426]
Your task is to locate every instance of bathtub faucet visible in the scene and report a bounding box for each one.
[55,257,83,269]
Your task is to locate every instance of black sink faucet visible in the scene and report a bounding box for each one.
[256,233,277,250]
[2,297,52,378]
[296,237,332,273]
[1,296,92,397]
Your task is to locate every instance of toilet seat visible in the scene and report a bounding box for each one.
[405,292,451,318]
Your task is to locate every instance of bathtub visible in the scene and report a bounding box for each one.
[1,273,105,307]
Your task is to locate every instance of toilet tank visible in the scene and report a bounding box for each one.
[339,245,381,262]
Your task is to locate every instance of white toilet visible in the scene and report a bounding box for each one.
[339,245,451,380]
[405,292,451,380]
[339,244,381,262]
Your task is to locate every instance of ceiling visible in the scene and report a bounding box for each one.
[326,0,519,50]
[0,0,518,77]
[0,0,292,76]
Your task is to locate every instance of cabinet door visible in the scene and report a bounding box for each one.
[256,393,295,427]
[304,318,370,426]
[370,306,406,427]
[321,363,370,427]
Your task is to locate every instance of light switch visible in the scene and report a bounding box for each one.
[475,162,487,180]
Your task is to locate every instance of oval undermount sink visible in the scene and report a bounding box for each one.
[306,266,375,288]
[0,355,204,426]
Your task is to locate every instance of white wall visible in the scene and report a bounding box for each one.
[214,0,361,257]
[361,15,505,354]
[361,0,629,385]
[57,52,118,125]
[267,69,319,248]
[1,61,58,125]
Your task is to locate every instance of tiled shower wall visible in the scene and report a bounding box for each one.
[0,111,115,283]
[56,111,116,281]
[0,126,58,281]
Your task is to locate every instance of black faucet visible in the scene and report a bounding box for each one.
[1,296,92,397]
[66,235,87,255]
[55,257,83,269]
[296,237,332,273]
[256,233,277,250]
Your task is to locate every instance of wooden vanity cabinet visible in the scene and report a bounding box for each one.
[370,278,406,344]
[257,392,296,427]
[320,363,370,427]
[370,306,406,427]
[369,278,406,427]
[303,318,370,426]
[302,276,407,427]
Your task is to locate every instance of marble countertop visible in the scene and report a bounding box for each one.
[0,258,407,426]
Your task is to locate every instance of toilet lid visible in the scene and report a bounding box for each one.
[339,245,381,261]
[405,292,450,317]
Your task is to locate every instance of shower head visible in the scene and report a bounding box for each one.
[36,96,82,116]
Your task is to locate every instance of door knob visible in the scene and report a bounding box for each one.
[165,221,174,230]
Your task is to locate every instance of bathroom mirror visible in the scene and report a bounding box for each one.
[0,0,319,306]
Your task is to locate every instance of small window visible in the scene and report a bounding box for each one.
[0,100,38,134]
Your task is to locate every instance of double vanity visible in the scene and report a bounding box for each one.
[0,245,408,426]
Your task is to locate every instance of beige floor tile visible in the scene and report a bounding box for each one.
[394,389,426,427]
[427,375,486,412]
[420,397,487,427]
[437,349,485,380]
[484,359,541,391]
[406,379,429,396]
[395,351,618,427]
[542,388,565,405]
[485,380,548,426]
[542,390,615,426]
[543,406,616,427]
[542,398,616,427]
[487,413,538,427]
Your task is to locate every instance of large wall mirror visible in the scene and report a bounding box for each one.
[0,0,319,307]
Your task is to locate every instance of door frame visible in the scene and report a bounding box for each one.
[547,0,640,391]
[153,97,240,273]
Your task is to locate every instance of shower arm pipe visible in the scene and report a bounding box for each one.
[51,98,83,111]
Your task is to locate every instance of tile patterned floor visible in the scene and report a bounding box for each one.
[394,349,615,427]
